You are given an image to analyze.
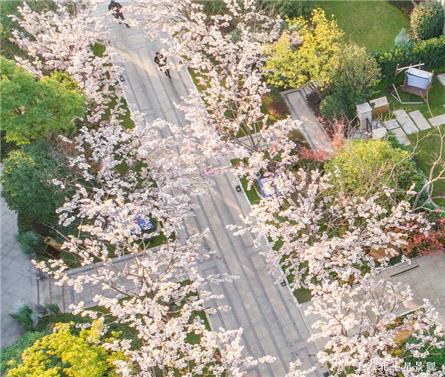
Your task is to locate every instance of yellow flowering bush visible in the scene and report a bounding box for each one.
[6,321,126,377]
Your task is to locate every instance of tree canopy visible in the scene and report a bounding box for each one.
[1,140,69,225]
[264,9,343,89]
[0,57,85,145]
[326,139,424,199]
[320,43,381,120]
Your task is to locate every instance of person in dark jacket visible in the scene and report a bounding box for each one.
[154,52,171,79]
[108,0,130,28]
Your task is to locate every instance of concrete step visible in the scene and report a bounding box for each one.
[429,114,445,127]
[394,109,419,134]
[409,110,431,131]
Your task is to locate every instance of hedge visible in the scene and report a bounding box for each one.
[373,36,445,85]
[410,0,445,41]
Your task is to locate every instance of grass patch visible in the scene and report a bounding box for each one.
[239,176,261,205]
[408,125,445,207]
[91,42,106,57]
[294,287,312,304]
[314,0,409,51]
[382,76,445,118]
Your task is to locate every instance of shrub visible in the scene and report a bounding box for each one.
[10,305,40,332]
[305,90,321,116]
[5,321,127,377]
[326,139,425,200]
[264,9,343,89]
[410,0,445,40]
[1,140,69,226]
[373,36,445,85]
[319,94,347,121]
[321,44,381,121]
[405,218,445,256]
[262,0,313,19]
[262,88,290,121]
[0,58,85,145]
[0,331,47,375]
[17,230,43,256]
[0,131,17,161]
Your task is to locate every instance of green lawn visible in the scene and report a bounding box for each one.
[382,76,445,118]
[314,0,409,51]
[408,125,445,207]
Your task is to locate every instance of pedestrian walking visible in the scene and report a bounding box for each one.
[108,0,130,28]
[154,52,171,79]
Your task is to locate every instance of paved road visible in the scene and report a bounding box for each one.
[104,10,320,376]
[0,166,38,347]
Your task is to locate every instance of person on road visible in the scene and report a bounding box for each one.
[108,0,130,28]
[154,52,171,79]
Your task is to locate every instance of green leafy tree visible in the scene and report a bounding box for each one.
[1,140,69,226]
[6,321,126,377]
[264,8,343,89]
[0,57,85,145]
[320,44,381,120]
[410,0,445,40]
[326,139,425,200]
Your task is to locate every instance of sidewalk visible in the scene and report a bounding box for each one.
[0,165,38,347]
[81,3,322,375]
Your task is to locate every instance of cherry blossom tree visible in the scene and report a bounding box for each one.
[11,2,444,376]
[11,1,124,123]
[305,277,445,376]
[233,168,430,291]
[128,0,304,181]
[9,3,277,374]
[37,117,275,376]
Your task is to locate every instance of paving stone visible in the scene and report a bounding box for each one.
[391,127,411,146]
[429,114,445,127]
[383,119,399,130]
[409,110,431,131]
[372,127,387,139]
[394,109,419,134]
